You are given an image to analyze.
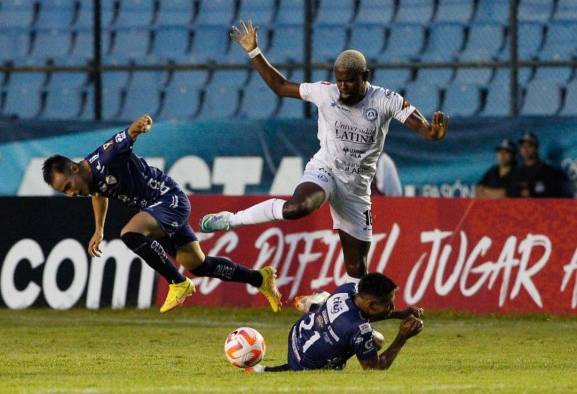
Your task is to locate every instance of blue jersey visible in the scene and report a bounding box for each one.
[288,283,378,370]
[84,129,178,209]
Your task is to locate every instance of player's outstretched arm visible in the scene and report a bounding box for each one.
[230,19,301,99]
[127,114,153,141]
[89,195,109,257]
[404,109,449,141]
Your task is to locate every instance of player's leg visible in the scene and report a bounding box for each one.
[338,229,370,279]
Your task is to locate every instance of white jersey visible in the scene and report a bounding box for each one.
[299,82,415,196]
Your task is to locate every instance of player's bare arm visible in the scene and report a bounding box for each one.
[404,108,449,141]
[359,316,423,370]
[230,19,300,98]
[89,195,109,257]
[388,306,424,320]
[127,114,153,141]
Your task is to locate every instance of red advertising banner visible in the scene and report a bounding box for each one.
[156,196,577,315]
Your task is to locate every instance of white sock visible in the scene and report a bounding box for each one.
[345,274,361,285]
[229,198,286,227]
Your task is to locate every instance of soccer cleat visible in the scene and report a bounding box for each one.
[199,211,234,233]
[258,266,282,312]
[160,277,195,313]
[293,291,330,313]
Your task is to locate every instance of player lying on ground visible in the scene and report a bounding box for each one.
[42,115,281,313]
[201,20,449,282]
[248,273,423,372]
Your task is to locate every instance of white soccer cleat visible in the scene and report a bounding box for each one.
[199,211,233,233]
[293,291,331,313]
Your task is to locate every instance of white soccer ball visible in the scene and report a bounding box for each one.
[224,327,266,368]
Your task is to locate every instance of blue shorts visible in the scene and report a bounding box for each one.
[143,188,197,250]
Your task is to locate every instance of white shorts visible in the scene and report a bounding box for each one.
[298,159,373,242]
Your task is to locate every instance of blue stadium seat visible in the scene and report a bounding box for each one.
[474,0,509,24]
[349,25,386,62]
[381,24,424,62]
[198,85,240,119]
[155,0,194,26]
[312,26,348,63]
[553,0,577,22]
[492,67,534,88]
[498,22,544,60]
[395,0,434,24]
[312,68,331,83]
[130,71,168,90]
[0,0,35,28]
[521,80,562,115]
[69,30,110,63]
[114,0,155,28]
[532,67,573,84]
[78,85,94,120]
[459,23,504,61]
[108,28,151,61]
[74,0,116,29]
[238,0,275,27]
[481,72,511,116]
[315,0,354,25]
[538,21,577,61]
[209,70,250,89]
[102,68,131,91]
[239,77,279,119]
[48,66,88,89]
[453,68,493,86]
[169,70,210,89]
[420,23,464,62]
[100,86,124,120]
[518,0,553,23]
[267,26,304,63]
[36,0,75,28]
[443,83,480,116]
[0,30,30,63]
[42,87,83,119]
[415,68,455,87]
[195,0,236,26]
[403,82,439,116]
[371,68,412,91]
[30,29,72,62]
[434,0,474,23]
[120,86,161,120]
[355,0,394,25]
[560,81,577,116]
[189,26,230,64]
[276,0,304,26]
[276,98,304,119]
[152,26,190,60]
[3,86,43,118]
[7,71,46,92]
[159,85,201,120]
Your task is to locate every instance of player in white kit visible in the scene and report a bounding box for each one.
[201,20,449,281]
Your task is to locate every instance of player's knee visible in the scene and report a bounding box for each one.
[283,199,318,220]
[121,232,147,251]
[177,250,205,270]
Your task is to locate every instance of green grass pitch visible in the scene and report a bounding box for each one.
[1,308,576,393]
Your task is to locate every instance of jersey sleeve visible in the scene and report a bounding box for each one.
[299,82,330,106]
[110,129,134,154]
[351,322,378,362]
[381,90,416,124]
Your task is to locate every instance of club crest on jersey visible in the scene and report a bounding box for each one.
[105,175,117,185]
[364,107,378,121]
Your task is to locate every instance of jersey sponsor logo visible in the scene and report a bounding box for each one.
[147,179,170,195]
[364,107,378,121]
[359,322,372,335]
[326,293,349,322]
[115,131,127,143]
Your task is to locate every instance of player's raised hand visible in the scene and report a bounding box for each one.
[430,111,449,140]
[129,114,153,135]
[399,316,424,339]
[88,229,104,257]
[230,19,258,52]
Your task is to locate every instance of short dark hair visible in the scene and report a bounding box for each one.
[42,155,74,185]
[358,273,398,301]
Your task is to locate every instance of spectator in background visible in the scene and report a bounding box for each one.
[508,132,566,198]
[476,139,516,198]
[371,152,402,196]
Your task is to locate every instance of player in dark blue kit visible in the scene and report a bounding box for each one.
[42,115,282,313]
[248,273,423,372]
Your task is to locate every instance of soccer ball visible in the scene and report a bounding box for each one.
[224,327,266,368]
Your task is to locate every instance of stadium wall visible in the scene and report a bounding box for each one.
[1,196,576,315]
[1,117,577,198]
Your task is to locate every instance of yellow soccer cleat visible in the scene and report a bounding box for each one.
[160,277,195,313]
[258,266,282,312]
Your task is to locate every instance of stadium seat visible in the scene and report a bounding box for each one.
[239,77,279,118]
[498,22,544,60]
[518,0,554,23]
[169,70,210,89]
[560,81,577,116]
[395,0,434,24]
[443,83,480,116]
[130,71,168,90]
[267,25,304,63]
[189,26,230,64]
[42,87,83,119]
[521,80,562,115]
[30,29,72,62]
[36,0,75,28]
[415,68,455,87]
[381,24,425,62]
[155,0,194,27]
[7,71,46,92]
[100,86,124,119]
[48,64,88,89]
[114,0,155,28]
[197,86,240,119]
[312,26,348,63]
[152,26,191,60]
[74,0,116,29]
[276,97,304,119]
[3,86,43,118]
[538,21,577,61]
[159,85,201,120]
[459,23,504,61]
[0,30,30,63]
[403,82,439,116]
[453,68,493,86]
[238,0,275,27]
[434,0,474,23]
[355,0,395,25]
[312,68,331,82]
[532,67,573,85]
[276,0,305,26]
[553,0,577,22]
[315,0,354,25]
[492,67,534,88]
[102,68,131,91]
[120,86,161,120]
[420,23,464,62]
[209,70,250,89]
[349,25,386,62]
[195,0,236,26]
[474,0,509,24]
[481,75,511,116]
[108,28,151,61]
[69,29,110,63]
[0,0,35,28]
[371,68,412,91]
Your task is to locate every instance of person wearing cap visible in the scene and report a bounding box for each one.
[476,138,517,198]
[508,132,566,198]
